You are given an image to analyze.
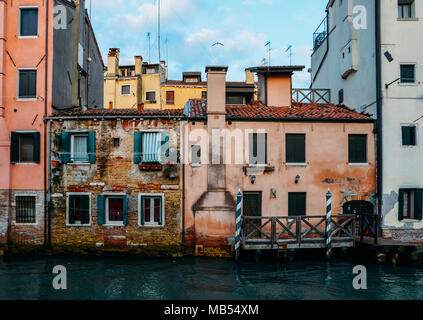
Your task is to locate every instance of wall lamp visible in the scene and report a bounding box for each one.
[251,175,256,184]
[295,175,300,184]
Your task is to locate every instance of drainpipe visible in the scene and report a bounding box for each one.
[181,120,187,254]
[375,0,383,236]
[44,0,50,248]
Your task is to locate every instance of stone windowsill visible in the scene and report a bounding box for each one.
[243,165,275,175]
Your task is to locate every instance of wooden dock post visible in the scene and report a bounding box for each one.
[235,189,242,260]
[325,189,332,260]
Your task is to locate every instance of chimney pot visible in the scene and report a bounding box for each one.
[109,101,113,111]
[137,103,144,112]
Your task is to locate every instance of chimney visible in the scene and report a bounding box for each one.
[160,60,166,80]
[134,56,143,76]
[137,103,144,112]
[206,66,228,116]
[109,101,113,110]
[245,69,254,84]
[107,48,120,76]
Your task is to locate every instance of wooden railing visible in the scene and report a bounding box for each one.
[292,89,331,104]
[357,213,379,244]
[241,215,355,249]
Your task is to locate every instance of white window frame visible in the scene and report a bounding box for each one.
[14,194,37,225]
[66,192,92,227]
[120,84,132,96]
[17,68,37,101]
[145,91,156,102]
[70,133,89,164]
[19,6,39,39]
[191,145,201,167]
[138,193,165,228]
[105,194,126,226]
[399,63,417,85]
[401,123,418,147]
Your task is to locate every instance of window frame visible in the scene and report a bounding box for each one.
[70,133,89,164]
[166,90,175,105]
[348,134,368,165]
[248,133,268,166]
[398,0,415,19]
[15,194,37,225]
[398,188,423,221]
[401,124,418,147]
[66,192,92,227]
[138,193,165,227]
[105,195,126,226]
[120,84,131,96]
[288,192,307,217]
[286,133,307,166]
[145,90,157,102]
[19,6,39,38]
[399,63,416,85]
[12,130,38,164]
[17,68,37,100]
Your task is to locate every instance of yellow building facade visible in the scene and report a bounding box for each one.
[104,48,256,110]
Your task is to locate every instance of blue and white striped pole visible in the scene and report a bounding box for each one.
[325,189,332,260]
[235,189,242,260]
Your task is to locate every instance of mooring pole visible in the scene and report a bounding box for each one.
[235,189,242,261]
[325,189,332,260]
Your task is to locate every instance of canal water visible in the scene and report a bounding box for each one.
[0,256,422,300]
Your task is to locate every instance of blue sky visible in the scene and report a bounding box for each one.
[89,0,328,87]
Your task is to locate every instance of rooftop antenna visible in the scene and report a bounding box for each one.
[165,37,169,80]
[158,0,161,62]
[286,45,293,65]
[158,0,162,110]
[265,41,271,67]
[147,32,151,63]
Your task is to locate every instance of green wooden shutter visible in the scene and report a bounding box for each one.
[97,195,105,225]
[264,134,268,164]
[158,197,163,226]
[414,189,423,221]
[249,133,255,165]
[134,131,142,164]
[402,126,410,145]
[140,196,145,226]
[88,131,96,164]
[398,189,404,221]
[68,195,76,225]
[28,70,37,98]
[160,131,170,164]
[62,132,71,164]
[410,126,417,146]
[123,195,128,226]
[11,132,20,163]
[18,70,28,98]
[81,195,90,225]
[33,132,40,163]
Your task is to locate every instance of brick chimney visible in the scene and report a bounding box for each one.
[134,56,143,76]
[107,48,120,77]
[245,69,255,84]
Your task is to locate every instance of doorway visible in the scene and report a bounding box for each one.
[243,192,262,238]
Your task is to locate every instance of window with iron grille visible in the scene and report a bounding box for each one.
[120,85,131,95]
[146,91,156,102]
[398,0,415,18]
[16,196,36,223]
[400,64,416,83]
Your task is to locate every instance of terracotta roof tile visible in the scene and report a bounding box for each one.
[49,107,184,118]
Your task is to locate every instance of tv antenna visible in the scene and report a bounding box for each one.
[286,45,293,65]
[147,32,151,63]
[265,41,271,67]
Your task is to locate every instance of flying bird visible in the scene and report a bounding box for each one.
[211,42,224,47]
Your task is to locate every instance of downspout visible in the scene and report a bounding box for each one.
[181,120,187,254]
[312,8,329,85]
[44,0,50,248]
[375,0,383,235]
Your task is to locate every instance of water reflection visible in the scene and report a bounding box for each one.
[0,256,422,300]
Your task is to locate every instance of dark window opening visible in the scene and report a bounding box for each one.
[398,0,415,18]
[146,91,156,102]
[288,192,306,217]
[141,196,163,226]
[338,88,344,104]
[113,138,120,147]
[400,64,415,83]
[402,125,417,146]
[398,188,423,221]
[226,95,244,105]
[107,197,124,223]
[286,134,306,163]
[18,69,37,99]
[348,134,367,163]
[16,196,36,223]
[68,194,90,225]
[20,8,38,37]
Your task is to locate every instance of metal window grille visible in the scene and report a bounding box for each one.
[16,196,36,223]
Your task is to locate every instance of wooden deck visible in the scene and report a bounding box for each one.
[356,236,418,249]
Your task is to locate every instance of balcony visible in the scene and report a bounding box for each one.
[313,16,328,52]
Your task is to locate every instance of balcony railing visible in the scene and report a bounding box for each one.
[313,16,328,52]
[292,89,331,104]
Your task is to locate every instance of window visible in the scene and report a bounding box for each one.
[18,69,37,99]
[16,196,36,224]
[140,194,164,226]
[348,134,367,164]
[288,193,306,217]
[97,195,127,226]
[19,7,38,37]
[67,194,90,225]
[145,66,159,74]
[249,133,267,165]
[286,134,306,164]
[10,132,40,163]
[191,145,201,166]
[398,189,423,221]
[71,134,89,163]
[400,64,416,83]
[166,91,175,105]
[113,138,120,147]
[121,85,131,95]
[226,95,244,105]
[134,131,169,164]
[338,89,344,104]
[398,0,415,18]
[201,91,207,101]
[61,132,96,164]
[146,91,156,102]
[402,125,417,146]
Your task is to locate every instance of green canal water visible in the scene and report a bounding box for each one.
[0,256,422,300]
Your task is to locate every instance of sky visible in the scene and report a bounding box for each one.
[88,0,328,87]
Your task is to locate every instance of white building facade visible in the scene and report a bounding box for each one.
[311,0,423,242]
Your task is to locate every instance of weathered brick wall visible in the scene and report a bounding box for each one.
[0,190,9,246]
[9,190,45,246]
[50,118,182,254]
